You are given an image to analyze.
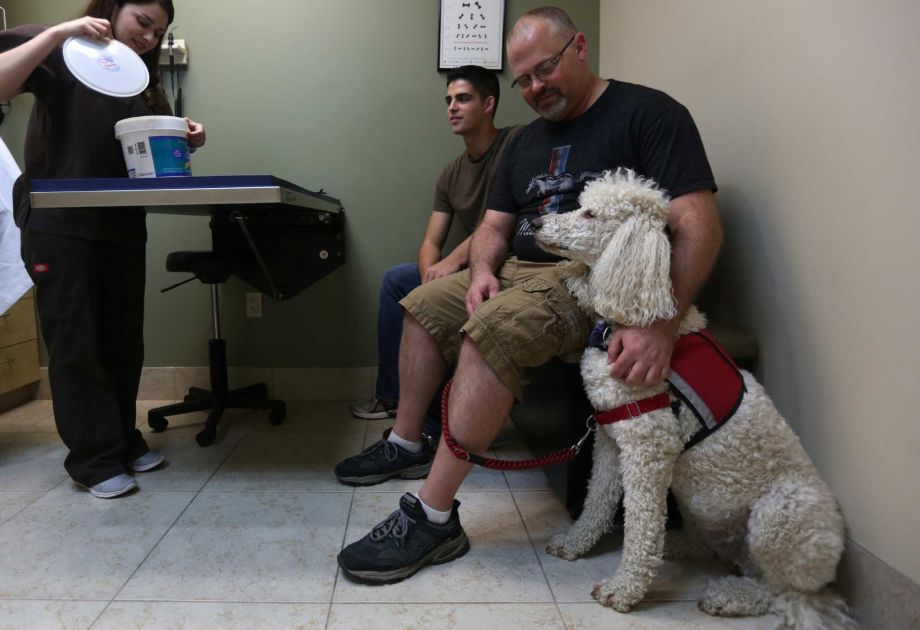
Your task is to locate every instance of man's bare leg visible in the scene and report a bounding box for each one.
[418,335,514,511]
[390,312,447,442]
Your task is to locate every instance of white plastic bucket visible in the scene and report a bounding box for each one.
[114,115,191,178]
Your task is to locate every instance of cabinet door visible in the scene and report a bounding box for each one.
[0,297,38,348]
[0,340,41,394]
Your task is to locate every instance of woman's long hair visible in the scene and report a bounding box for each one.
[81,0,175,113]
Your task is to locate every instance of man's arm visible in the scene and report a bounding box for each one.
[417,211,453,281]
[419,210,479,283]
[607,189,723,386]
[464,209,516,315]
[423,235,474,283]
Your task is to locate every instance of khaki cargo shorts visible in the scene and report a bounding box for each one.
[399,257,592,401]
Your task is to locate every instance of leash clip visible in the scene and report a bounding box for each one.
[573,416,599,453]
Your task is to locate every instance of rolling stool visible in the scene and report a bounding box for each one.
[148,251,286,446]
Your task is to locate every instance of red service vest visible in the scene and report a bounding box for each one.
[666,329,746,449]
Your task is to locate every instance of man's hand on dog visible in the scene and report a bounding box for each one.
[608,319,680,387]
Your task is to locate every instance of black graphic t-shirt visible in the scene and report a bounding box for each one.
[489,80,717,262]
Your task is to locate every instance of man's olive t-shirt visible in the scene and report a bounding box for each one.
[432,126,519,235]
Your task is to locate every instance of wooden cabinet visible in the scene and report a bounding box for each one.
[0,290,40,396]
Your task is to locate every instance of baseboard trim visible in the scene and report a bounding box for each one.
[38,366,378,401]
[837,537,919,629]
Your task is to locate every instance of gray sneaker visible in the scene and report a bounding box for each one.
[130,451,166,472]
[84,474,138,499]
[350,397,397,420]
[334,435,432,486]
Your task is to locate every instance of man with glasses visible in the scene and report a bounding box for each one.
[338,6,722,584]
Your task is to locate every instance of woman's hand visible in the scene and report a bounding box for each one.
[185,118,206,149]
[0,17,113,101]
[50,17,112,43]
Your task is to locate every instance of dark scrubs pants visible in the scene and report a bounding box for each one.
[21,230,149,486]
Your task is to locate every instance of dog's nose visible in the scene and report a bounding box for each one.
[531,216,543,229]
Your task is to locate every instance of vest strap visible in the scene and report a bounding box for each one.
[592,393,672,425]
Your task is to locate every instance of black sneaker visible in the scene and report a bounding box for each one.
[334,434,433,486]
[337,493,469,583]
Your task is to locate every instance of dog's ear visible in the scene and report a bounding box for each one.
[590,215,677,326]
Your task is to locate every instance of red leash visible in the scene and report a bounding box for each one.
[440,379,596,470]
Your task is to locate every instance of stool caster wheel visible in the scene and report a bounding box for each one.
[196,428,216,447]
[148,414,168,432]
[269,404,286,426]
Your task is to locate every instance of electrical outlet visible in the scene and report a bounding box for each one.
[245,292,262,318]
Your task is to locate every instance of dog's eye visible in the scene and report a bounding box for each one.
[582,209,596,218]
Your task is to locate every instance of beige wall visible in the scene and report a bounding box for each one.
[599,0,920,583]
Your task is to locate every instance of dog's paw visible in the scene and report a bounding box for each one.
[545,532,582,560]
[591,576,644,613]
[697,576,771,617]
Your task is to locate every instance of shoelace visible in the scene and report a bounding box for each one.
[361,439,399,462]
[369,508,415,546]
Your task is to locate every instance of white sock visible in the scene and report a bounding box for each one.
[415,493,451,524]
[387,430,423,453]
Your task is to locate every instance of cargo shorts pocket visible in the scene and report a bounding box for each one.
[497,276,570,362]
[521,276,552,293]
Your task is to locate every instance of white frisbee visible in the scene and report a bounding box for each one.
[63,36,150,98]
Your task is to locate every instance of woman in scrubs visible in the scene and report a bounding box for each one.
[0,0,205,497]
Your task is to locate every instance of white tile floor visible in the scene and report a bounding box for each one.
[0,399,772,629]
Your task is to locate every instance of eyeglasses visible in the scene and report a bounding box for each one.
[510,35,576,90]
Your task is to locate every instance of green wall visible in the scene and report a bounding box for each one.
[1,0,599,367]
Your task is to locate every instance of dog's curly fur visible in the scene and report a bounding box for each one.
[535,170,853,628]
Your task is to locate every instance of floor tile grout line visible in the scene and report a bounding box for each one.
[323,599,564,606]
[87,417,254,629]
[323,415,370,630]
[327,601,552,605]
[0,487,55,527]
[0,596,592,605]
[326,487,357,630]
[0,598,112,602]
[86,489,198,629]
[508,489,569,625]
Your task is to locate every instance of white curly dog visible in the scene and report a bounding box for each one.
[533,170,852,628]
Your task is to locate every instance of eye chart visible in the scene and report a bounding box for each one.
[438,0,505,70]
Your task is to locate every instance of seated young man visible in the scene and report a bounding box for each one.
[341,66,519,484]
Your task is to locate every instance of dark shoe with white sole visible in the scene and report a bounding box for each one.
[337,493,469,583]
[334,435,432,486]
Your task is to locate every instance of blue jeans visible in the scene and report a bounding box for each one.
[376,262,445,438]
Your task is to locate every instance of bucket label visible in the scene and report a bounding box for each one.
[149,136,192,176]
